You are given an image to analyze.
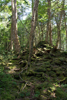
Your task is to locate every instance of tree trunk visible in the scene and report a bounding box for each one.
[11,22,13,51]
[38,24,41,42]
[65,22,67,51]
[28,0,39,67]
[45,22,49,42]
[63,0,67,51]
[11,0,21,54]
[32,0,34,13]
[56,24,61,49]
[55,0,64,49]
[41,23,44,40]
[47,0,52,45]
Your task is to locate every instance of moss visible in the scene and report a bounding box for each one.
[0,67,18,100]
[1,41,67,100]
[34,90,40,97]
[35,84,43,90]
[19,89,31,98]
[59,75,64,80]
[61,84,67,88]
[40,95,47,100]
[56,70,62,75]
[36,41,49,48]
[48,71,56,77]
[56,87,67,99]
[47,68,51,71]
[34,68,46,72]
[47,76,51,81]
[35,82,49,90]
[24,98,30,100]
[26,70,36,76]
[61,51,67,57]
[60,77,67,84]
[52,60,61,65]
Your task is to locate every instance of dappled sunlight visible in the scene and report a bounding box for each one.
[0,41,67,100]
[0,0,67,99]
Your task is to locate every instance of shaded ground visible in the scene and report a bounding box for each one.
[0,41,67,100]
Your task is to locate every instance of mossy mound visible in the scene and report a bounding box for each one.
[1,41,67,100]
[13,41,67,100]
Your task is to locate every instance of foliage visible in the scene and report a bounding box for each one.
[0,0,67,99]
[0,59,18,100]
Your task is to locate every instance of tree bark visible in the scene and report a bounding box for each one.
[11,0,21,54]
[28,0,39,67]
[63,0,67,51]
[47,0,52,45]
[11,22,13,51]
[45,22,49,42]
[56,23,61,49]
[41,23,44,40]
[55,0,64,49]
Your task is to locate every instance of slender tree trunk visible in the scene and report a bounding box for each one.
[38,24,41,42]
[63,0,67,50]
[55,0,64,49]
[47,0,52,45]
[28,0,39,67]
[56,24,61,49]
[34,32,37,46]
[62,33,64,51]
[45,22,49,42]
[11,22,13,50]
[65,22,67,51]
[11,0,21,54]
[41,23,43,40]
[32,0,34,13]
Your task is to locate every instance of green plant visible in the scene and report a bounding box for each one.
[19,92,25,98]
[61,84,67,88]
[34,91,40,98]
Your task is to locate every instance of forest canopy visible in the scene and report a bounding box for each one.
[0,0,67,54]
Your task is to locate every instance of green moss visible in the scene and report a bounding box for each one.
[56,87,67,99]
[26,70,36,76]
[0,42,67,100]
[19,89,31,98]
[47,68,51,71]
[19,92,25,98]
[40,95,47,100]
[48,71,56,77]
[56,70,62,75]
[61,84,67,88]
[52,60,61,65]
[0,69,18,100]
[0,92,15,100]
[44,60,51,64]
[34,68,46,72]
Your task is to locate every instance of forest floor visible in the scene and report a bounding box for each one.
[0,41,67,100]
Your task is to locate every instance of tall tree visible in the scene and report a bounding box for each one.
[55,0,64,49]
[47,0,52,45]
[63,0,67,50]
[11,0,21,54]
[28,0,39,67]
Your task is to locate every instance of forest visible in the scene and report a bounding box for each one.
[0,0,67,100]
